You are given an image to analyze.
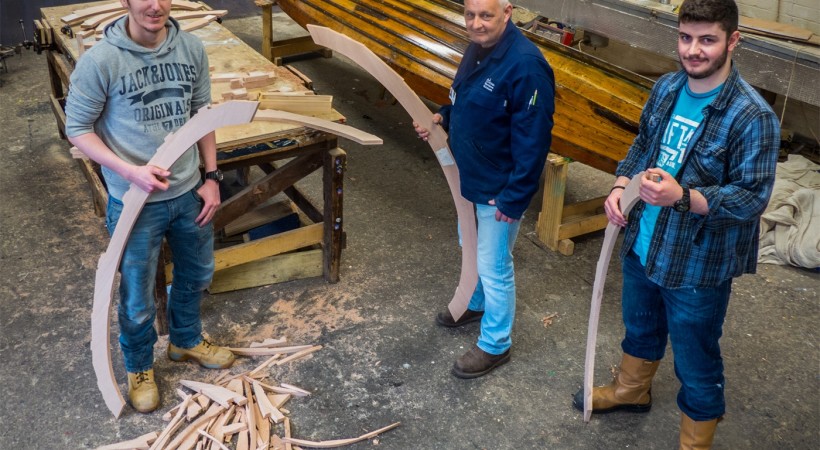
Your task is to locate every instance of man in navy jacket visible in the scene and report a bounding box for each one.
[416,0,554,378]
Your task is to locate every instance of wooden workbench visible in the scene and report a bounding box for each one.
[40,1,349,332]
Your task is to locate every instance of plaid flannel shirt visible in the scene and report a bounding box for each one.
[616,66,780,288]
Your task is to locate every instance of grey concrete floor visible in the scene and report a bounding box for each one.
[1,9,818,450]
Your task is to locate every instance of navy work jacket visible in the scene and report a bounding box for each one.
[439,22,554,219]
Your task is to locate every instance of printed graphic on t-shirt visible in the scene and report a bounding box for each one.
[117,62,197,133]
[658,114,698,172]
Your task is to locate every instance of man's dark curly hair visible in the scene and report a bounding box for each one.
[679,0,739,36]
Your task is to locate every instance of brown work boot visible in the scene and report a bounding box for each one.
[436,308,484,328]
[168,339,235,369]
[680,412,719,449]
[127,369,159,413]
[572,353,660,413]
[452,345,510,379]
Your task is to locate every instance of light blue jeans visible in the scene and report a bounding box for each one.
[105,188,214,373]
[466,203,522,355]
[621,250,732,421]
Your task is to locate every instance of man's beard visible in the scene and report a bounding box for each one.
[680,44,729,80]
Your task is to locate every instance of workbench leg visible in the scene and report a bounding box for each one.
[322,148,345,283]
[260,2,272,61]
[536,154,574,255]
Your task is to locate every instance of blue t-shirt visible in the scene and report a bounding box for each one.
[633,82,722,265]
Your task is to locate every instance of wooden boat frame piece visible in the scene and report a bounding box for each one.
[92,101,259,418]
[92,100,383,417]
[582,172,643,422]
[307,24,477,319]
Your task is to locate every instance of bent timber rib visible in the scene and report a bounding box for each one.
[275,0,653,173]
[583,173,643,422]
[92,101,259,418]
[308,25,478,320]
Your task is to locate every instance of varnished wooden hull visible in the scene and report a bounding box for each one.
[278,0,653,173]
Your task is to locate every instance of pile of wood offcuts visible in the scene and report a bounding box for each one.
[97,337,399,450]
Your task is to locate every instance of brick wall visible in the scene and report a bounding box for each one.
[735,0,820,34]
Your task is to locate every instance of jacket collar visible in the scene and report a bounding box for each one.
[454,21,518,85]
[666,63,740,111]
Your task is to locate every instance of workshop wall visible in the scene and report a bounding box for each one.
[736,0,820,34]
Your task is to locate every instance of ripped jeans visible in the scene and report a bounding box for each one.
[106,188,214,373]
[620,250,732,421]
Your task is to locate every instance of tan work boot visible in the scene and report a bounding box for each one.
[168,339,235,369]
[572,353,660,413]
[127,369,159,413]
[680,412,719,449]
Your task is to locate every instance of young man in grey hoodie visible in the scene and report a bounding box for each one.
[65,0,234,413]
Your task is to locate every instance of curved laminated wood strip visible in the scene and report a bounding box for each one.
[308,25,478,320]
[281,422,401,448]
[582,172,643,422]
[92,101,259,418]
[254,109,383,145]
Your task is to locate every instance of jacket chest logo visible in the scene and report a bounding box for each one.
[483,78,495,92]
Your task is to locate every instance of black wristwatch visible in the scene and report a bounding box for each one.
[673,186,690,213]
[204,169,223,183]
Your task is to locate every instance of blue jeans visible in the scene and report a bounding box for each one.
[621,250,731,421]
[106,188,214,372]
[466,203,521,355]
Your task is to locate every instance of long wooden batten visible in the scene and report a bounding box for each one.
[275,0,654,173]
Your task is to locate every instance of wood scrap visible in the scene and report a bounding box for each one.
[253,381,286,423]
[275,345,323,365]
[249,337,288,348]
[173,9,228,21]
[227,344,314,356]
[259,93,332,115]
[279,383,311,397]
[163,404,225,450]
[220,422,248,436]
[541,312,558,327]
[179,380,247,408]
[269,393,291,409]
[280,422,401,448]
[196,429,230,450]
[181,15,218,33]
[211,72,244,83]
[62,0,203,25]
[97,334,396,449]
[151,395,192,450]
[284,417,294,450]
[96,431,158,450]
[221,88,249,100]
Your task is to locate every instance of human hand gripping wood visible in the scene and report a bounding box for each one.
[582,172,644,422]
[308,25,478,320]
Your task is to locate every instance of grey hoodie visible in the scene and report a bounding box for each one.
[66,17,211,203]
